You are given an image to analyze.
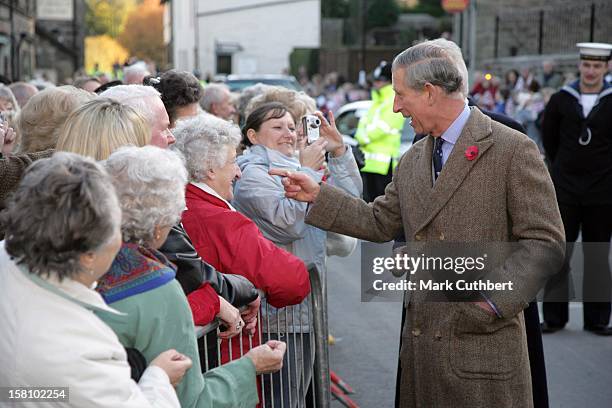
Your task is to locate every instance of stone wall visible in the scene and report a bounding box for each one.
[474,0,612,67]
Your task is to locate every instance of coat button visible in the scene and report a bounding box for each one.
[415,234,422,241]
[412,328,421,337]
[434,331,442,341]
[439,232,445,241]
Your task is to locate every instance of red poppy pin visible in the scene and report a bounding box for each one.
[465,145,479,161]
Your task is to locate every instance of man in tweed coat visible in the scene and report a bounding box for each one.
[271,41,565,407]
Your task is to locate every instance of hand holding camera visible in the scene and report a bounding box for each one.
[310,111,346,157]
[0,114,16,156]
[299,137,327,171]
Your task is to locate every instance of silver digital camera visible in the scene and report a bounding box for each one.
[302,115,321,144]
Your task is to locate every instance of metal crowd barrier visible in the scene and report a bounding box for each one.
[195,265,330,408]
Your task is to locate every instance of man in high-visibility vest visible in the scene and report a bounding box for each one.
[355,61,405,202]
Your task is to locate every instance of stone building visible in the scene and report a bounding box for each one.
[455,0,612,75]
[0,0,36,81]
[35,0,87,83]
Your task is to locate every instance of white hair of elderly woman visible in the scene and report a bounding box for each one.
[104,145,188,245]
[100,85,161,126]
[171,113,241,182]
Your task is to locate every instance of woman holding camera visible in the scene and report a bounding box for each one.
[233,101,361,275]
[233,101,361,405]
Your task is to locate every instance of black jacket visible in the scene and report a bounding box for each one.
[542,80,612,205]
[159,224,259,307]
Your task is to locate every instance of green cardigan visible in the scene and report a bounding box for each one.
[98,279,259,408]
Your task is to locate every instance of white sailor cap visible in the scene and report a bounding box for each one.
[576,42,612,61]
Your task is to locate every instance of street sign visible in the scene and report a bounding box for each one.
[37,0,74,21]
[441,0,469,14]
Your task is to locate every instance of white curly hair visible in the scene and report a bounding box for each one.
[171,114,241,182]
[104,145,188,245]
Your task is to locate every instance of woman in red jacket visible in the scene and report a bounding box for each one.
[171,113,310,368]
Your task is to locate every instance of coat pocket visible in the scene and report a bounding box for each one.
[449,303,522,380]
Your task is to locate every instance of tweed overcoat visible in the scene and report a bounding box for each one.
[306,108,565,408]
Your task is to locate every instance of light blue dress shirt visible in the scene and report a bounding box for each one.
[438,102,472,167]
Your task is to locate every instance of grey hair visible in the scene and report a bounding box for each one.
[200,83,230,112]
[427,38,469,97]
[392,40,464,97]
[237,83,276,122]
[104,146,187,245]
[171,114,241,182]
[0,84,20,112]
[123,62,150,83]
[100,85,161,126]
[9,82,38,108]
[1,152,121,280]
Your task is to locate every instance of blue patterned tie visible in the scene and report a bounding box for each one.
[433,137,444,180]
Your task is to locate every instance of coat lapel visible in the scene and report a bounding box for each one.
[412,136,435,211]
[415,108,494,233]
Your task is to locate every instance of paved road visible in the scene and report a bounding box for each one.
[326,242,612,408]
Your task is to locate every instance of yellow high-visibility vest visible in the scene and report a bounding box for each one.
[355,84,405,175]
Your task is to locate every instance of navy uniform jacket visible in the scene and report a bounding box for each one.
[542,80,612,205]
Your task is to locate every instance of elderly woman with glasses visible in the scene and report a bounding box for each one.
[98,146,286,408]
[0,152,192,407]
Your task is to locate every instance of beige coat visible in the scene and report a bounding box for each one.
[306,108,565,408]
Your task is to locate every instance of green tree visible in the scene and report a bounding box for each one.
[401,0,446,17]
[346,0,400,29]
[366,0,400,29]
[322,0,350,18]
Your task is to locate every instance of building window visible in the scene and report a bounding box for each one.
[216,54,232,75]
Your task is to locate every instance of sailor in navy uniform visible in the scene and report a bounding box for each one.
[542,42,612,335]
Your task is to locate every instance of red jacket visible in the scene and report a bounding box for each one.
[182,183,311,308]
[183,184,310,407]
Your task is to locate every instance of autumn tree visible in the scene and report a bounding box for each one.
[117,0,166,67]
[85,0,137,38]
[85,35,129,73]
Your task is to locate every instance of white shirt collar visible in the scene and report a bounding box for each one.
[191,181,237,212]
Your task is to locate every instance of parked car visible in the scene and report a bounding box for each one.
[334,100,415,156]
[222,74,302,92]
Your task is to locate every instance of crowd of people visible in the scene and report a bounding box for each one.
[0,36,611,407]
[0,60,365,407]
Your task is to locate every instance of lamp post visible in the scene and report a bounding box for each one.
[358,0,368,85]
[9,0,16,80]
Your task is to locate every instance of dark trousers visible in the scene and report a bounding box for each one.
[543,203,612,328]
[362,165,393,203]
